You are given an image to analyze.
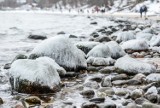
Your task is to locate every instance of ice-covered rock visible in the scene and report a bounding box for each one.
[87,57,115,66]
[9,57,61,94]
[115,31,135,43]
[87,44,111,58]
[115,55,156,75]
[136,33,153,41]
[145,86,158,95]
[75,41,99,54]
[30,36,87,71]
[121,39,149,51]
[146,73,160,83]
[106,41,126,59]
[141,28,154,34]
[150,36,160,47]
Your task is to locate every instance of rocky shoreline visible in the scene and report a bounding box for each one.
[1,15,160,108]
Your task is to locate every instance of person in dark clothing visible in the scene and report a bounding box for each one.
[140,5,147,18]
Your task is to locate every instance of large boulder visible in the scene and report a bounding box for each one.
[150,36,160,47]
[146,74,160,83]
[106,41,126,59]
[115,55,156,75]
[87,44,111,58]
[115,31,135,43]
[136,33,153,41]
[9,57,61,94]
[75,41,99,54]
[121,39,149,52]
[30,36,87,71]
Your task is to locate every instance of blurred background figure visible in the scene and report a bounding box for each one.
[140,5,147,18]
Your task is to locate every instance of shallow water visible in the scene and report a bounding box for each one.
[0,11,117,107]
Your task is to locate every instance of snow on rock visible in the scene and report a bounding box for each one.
[146,73,160,83]
[145,86,158,95]
[115,55,156,75]
[87,43,111,58]
[115,31,135,43]
[30,36,87,71]
[141,28,155,34]
[150,36,160,47]
[136,33,153,41]
[9,57,61,94]
[75,41,99,54]
[121,39,149,51]
[106,41,126,59]
[87,57,115,66]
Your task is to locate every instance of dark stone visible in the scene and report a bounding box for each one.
[28,35,47,40]
[4,63,11,69]
[0,97,3,105]
[145,94,158,103]
[95,36,111,42]
[98,103,116,108]
[69,35,78,38]
[89,98,105,103]
[90,22,98,25]
[81,102,99,108]
[28,54,40,59]
[90,77,102,83]
[80,90,95,98]
[60,72,79,78]
[13,54,28,62]
[57,31,66,35]
[91,32,99,38]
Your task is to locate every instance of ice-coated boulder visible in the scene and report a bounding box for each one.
[87,57,115,66]
[150,36,160,47]
[136,33,152,41]
[106,41,126,59]
[115,55,156,75]
[116,31,135,43]
[146,74,160,83]
[87,44,111,58]
[75,41,99,54]
[9,57,62,94]
[30,36,87,71]
[121,39,149,51]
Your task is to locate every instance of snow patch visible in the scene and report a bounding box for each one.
[115,55,156,74]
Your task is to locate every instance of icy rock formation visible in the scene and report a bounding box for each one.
[146,73,160,83]
[115,55,156,75]
[121,39,149,52]
[106,41,126,59]
[75,41,99,54]
[87,44,111,58]
[150,36,160,47]
[115,31,135,43]
[9,57,61,94]
[87,57,115,66]
[136,33,153,41]
[30,36,87,71]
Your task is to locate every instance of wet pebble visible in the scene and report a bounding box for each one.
[131,89,143,100]
[89,97,105,103]
[81,102,99,108]
[80,90,95,98]
[101,77,112,87]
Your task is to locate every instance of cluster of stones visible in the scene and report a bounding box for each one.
[2,17,160,108]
